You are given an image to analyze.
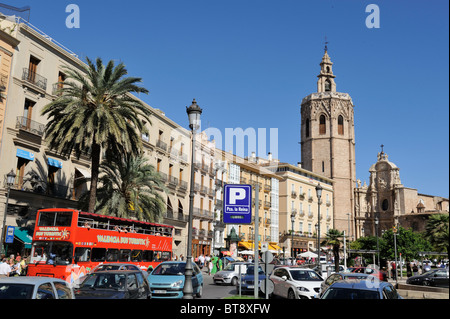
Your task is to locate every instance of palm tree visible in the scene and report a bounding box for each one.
[322,229,344,271]
[42,57,151,213]
[79,153,166,223]
[425,213,449,258]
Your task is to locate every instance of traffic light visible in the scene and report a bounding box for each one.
[392,225,397,233]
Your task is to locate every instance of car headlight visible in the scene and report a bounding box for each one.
[171,280,184,288]
[297,286,310,292]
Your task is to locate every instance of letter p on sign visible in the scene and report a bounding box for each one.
[229,188,246,204]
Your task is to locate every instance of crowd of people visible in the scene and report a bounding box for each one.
[0,253,28,277]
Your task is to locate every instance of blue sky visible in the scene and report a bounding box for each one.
[5,0,449,198]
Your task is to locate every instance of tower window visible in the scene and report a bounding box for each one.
[322,161,325,172]
[319,115,326,135]
[325,79,331,92]
[338,115,344,135]
[305,118,310,138]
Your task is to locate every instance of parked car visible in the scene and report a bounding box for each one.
[240,264,266,294]
[147,261,203,299]
[313,264,346,279]
[74,270,151,299]
[320,279,402,299]
[348,267,387,282]
[0,276,75,299]
[76,263,148,286]
[214,262,251,286]
[320,272,370,295]
[406,269,449,288]
[270,266,323,299]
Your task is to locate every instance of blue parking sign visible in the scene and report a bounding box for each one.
[223,184,252,224]
[5,226,15,244]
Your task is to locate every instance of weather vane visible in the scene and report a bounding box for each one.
[324,36,329,53]
[380,144,384,154]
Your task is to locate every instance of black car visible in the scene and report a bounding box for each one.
[406,269,449,288]
[75,270,151,299]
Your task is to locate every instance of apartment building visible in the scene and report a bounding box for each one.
[267,162,334,257]
[218,150,283,255]
[0,15,192,257]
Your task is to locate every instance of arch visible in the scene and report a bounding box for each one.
[325,79,331,92]
[338,115,344,135]
[319,114,326,135]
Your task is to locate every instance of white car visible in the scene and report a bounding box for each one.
[270,266,323,299]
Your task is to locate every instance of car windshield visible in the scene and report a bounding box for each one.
[0,284,34,299]
[246,266,264,275]
[422,270,439,276]
[223,263,236,271]
[152,263,185,275]
[30,241,73,265]
[322,287,379,299]
[80,273,127,291]
[290,269,322,281]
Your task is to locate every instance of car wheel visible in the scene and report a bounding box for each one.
[196,284,203,298]
[287,289,296,299]
[231,277,238,286]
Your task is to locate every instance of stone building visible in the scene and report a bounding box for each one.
[354,150,449,237]
[300,49,356,238]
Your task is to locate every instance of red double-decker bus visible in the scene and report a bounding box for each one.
[27,208,173,286]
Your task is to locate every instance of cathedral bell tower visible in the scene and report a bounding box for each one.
[300,48,357,238]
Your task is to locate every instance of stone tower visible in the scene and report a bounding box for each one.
[300,49,357,238]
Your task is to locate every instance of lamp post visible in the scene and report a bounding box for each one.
[183,99,202,299]
[375,216,380,268]
[315,183,322,267]
[290,211,296,260]
[1,170,16,255]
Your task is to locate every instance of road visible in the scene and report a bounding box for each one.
[201,269,239,299]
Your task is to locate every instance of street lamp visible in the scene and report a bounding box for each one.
[315,183,322,266]
[375,216,380,268]
[290,211,296,260]
[1,170,16,254]
[183,99,202,299]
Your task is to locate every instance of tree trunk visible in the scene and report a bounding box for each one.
[334,245,340,271]
[88,143,101,213]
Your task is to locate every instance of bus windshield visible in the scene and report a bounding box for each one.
[31,241,73,265]
[38,211,73,227]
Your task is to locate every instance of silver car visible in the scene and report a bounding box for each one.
[213,262,251,286]
[0,276,75,299]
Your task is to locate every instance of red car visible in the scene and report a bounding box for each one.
[349,267,387,282]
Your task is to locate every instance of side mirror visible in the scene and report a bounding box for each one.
[281,275,288,281]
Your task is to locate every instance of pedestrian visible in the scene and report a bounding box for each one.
[208,258,213,276]
[0,258,12,277]
[412,263,418,276]
[406,262,412,277]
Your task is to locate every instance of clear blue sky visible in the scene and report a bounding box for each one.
[5,0,449,198]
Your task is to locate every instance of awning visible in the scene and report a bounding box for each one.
[47,158,63,168]
[16,149,34,161]
[269,244,282,252]
[75,167,91,179]
[14,227,33,249]
[238,241,253,250]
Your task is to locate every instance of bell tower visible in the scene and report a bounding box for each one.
[300,48,357,238]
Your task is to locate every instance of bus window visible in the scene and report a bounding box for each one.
[75,247,91,262]
[153,251,162,262]
[91,248,106,262]
[143,251,153,262]
[131,250,142,262]
[106,249,119,262]
[119,249,131,262]
[161,251,171,261]
[30,241,73,265]
[38,211,72,227]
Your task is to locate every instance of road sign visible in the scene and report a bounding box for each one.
[5,226,15,244]
[223,184,252,224]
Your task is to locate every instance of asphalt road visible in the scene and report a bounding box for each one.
[201,269,239,299]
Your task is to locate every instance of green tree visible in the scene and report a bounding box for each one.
[380,226,432,263]
[321,229,344,271]
[424,213,449,258]
[42,57,150,213]
[79,153,166,222]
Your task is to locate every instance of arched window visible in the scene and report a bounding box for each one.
[325,79,331,92]
[319,115,326,135]
[305,118,310,138]
[338,115,344,135]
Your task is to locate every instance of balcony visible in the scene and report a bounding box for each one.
[156,139,167,152]
[168,176,179,187]
[22,68,47,91]
[264,201,271,209]
[264,184,272,193]
[299,193,305,200]
[291,191,297,198]
[16,116,45,137]
[12,174,72,199]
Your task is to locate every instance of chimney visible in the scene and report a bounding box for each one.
[297,162,302,168]
[268,152,272,161]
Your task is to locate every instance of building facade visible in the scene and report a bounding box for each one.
[300,50,356,238]
[354,150,449,237]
